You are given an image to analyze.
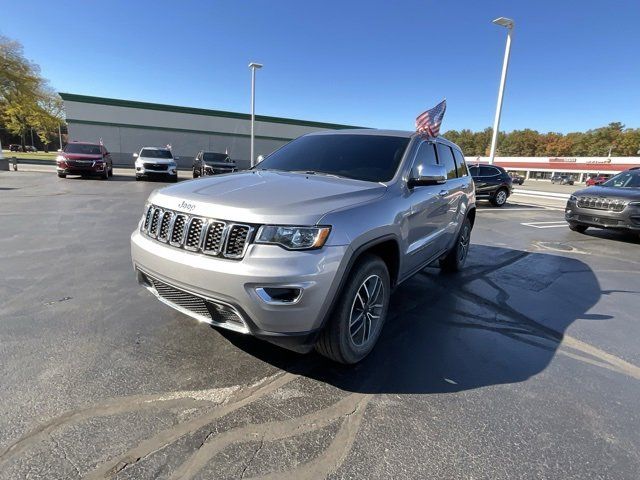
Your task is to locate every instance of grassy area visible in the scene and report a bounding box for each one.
[1,150,57,161]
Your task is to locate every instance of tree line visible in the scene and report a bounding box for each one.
[1,35,63,150]
[444,123,640,158]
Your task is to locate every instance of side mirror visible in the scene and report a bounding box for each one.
[408,164,447,188]
[256,155,265,163]
[133,153,138,158]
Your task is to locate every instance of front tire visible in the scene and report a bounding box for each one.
[57,173,66,178]
[101,167,109,180]
[491,188,508,207]
[315,254,390,364]
[193,168,199,178]
[569,223,588,233]
[440,217,472,272]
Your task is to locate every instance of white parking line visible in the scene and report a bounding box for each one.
[521,221,568,229]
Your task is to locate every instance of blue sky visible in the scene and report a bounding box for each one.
[3,0,639,133]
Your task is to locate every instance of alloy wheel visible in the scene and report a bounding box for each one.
[349,274,384,347]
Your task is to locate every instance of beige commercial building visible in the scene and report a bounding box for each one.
[60,93,359,169]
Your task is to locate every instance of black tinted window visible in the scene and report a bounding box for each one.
[436,143,457,179]
[468,165,479,176]
[603,171,640,188]
[452,148,468,177]
[257,134,410,182]
[64,144,102,155]
[479,165,500,176]
[203,153,230,162]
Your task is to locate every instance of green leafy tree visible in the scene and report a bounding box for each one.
[0,35,63,148]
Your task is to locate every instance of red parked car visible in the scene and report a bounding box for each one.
[56,142,113,179]
[585,175,607,186]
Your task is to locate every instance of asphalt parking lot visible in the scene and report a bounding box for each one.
[1,170,639,479]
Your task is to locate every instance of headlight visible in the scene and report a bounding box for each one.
[629,201,640,207]
[256,225,331,250]
[569,195,578,202]
[56,155,65,162]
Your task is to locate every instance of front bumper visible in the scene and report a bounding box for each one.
[136,167,177,178]
[57,161,107,175]
[130,230,349,351]
[565,202,640,231]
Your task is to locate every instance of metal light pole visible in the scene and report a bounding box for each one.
[248,62,263,168]
[58,124,63,150]
[489,17,514,165]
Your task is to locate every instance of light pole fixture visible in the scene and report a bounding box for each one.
[248,62,263,168]
[488,17,514,165]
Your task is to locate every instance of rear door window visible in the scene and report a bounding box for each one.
[436,143,458,179]
[479,165,500,177]
[452,149,468,177]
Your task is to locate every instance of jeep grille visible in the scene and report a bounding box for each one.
[577,197,627,212]
[141,205,254,260]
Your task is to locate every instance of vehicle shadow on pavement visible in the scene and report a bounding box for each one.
[223,245,605,395]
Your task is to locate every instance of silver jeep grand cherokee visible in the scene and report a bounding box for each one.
[131,130,476,363]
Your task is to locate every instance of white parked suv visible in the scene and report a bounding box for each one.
[131,130,476,363]
[134,147,178,182]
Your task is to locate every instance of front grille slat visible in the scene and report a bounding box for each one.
[149,208,162,237]
[141,205,252,260]
[185,218,205,250]
[224,225,250,258]
[170,214,188,245]
[203,222,226,255]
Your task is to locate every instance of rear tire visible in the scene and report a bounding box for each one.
[569,223,588,233]
[315,254,390,364]
[440,217,472,272]
[491,188,508,207]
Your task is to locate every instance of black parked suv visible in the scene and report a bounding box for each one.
[192,151,237,178]
[565,168,640,237]
[551,174,574,185]
[469,164,513,207]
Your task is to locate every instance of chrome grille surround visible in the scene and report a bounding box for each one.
[138,268,249,334]
[577,196,627,212]
[141,205,254,260]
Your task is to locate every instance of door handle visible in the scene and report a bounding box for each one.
[438,189,449,197]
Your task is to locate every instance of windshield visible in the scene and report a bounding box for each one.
[602,171,640,188]
[256,134,410,182]
[64,144,101,155]
[203,153,230,162]
[140,149,173,159]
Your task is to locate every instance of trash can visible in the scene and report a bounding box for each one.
[0,157,9,171]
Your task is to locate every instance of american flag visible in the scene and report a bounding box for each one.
[416,99,446,137]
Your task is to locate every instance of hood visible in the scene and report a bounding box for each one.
[150,170,386,225]
[62,153,103,161]
[573,186,640,201]
[137,157,175,164]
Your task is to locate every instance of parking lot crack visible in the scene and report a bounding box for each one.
[240,434,265,479]
[49,434,81,478]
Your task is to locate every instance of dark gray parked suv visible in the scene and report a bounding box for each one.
[565,168,640,237]
[131,130,476,363]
